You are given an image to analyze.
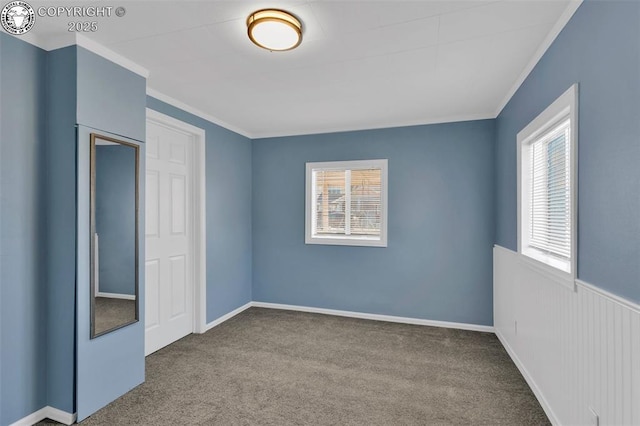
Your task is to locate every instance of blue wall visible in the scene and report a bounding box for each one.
[76,127,145,421]
[495,0,640,303]
[77,48,146,142]
[95,145,136,295]
[252,121,496,326]
[45,45,77,415]
[2,1,638,422]
[146,98,253,322]
[0,33,47,426]
[75,48,147,421]
[45,44,148,419]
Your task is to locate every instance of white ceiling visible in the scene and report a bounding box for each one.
[25,0,577,138]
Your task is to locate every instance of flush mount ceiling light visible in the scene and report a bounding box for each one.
[247,9,302,51]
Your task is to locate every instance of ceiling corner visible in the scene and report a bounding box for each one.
[493,0,584,118]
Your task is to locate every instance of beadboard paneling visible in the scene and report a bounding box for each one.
[494,245,640,426]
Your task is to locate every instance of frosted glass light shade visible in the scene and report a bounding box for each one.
[247,9,302,51]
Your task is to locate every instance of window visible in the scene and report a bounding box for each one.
[305,159,388,247]
[518,84,578,278]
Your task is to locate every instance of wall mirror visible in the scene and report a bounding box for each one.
[90,133,139,338]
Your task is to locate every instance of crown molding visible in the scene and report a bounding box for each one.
[146,88,253,138]
[494,0,583,117]
[145,90,494,139]
[14,31,75,51]
[3,32,148,77]
[75,34,149,77]
[250,113,495,140]
[5,0,581,140]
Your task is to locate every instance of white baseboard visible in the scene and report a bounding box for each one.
[205,302,252,331]
[251,301,494,333]
[9,407,48,426]
[96,291,136,300]
[495,330,560,426]
[10,406,76,426]
[203,301,494,333]
[45,406,76,425]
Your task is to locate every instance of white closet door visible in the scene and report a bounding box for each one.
[145,120,194,355]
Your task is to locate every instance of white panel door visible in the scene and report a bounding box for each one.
[145,121,194,355]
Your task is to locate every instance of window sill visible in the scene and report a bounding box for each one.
[518,250,575,292]
[305,234,387,248]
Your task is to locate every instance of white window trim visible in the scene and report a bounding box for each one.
[517,84,578,290]
[305,159,388,247]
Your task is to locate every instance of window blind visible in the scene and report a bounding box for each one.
[313,168,382,237]
[349,169,381,235]
[530,118,571,260]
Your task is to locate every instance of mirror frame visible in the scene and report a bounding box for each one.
[90,132,140,338]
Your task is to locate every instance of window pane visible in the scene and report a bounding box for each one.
[306,159,387,247]
[350,169,381,236]
[314,170,345,235]
[530,120,571,259]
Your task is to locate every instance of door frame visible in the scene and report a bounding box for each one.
[146,108,207,334]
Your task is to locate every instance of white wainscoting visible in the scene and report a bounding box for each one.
[494,245,640,426]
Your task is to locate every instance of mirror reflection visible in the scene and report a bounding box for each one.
[91,133,139,338]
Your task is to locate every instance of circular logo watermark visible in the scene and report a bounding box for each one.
[1,1,35,35]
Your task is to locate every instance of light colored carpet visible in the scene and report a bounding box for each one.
[41,307,549,425]
[94,297,136,335]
